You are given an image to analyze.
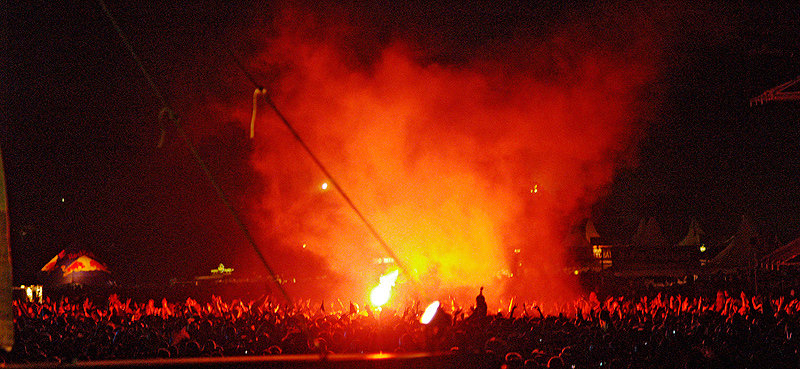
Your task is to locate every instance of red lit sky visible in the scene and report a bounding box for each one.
[4,1,800,303]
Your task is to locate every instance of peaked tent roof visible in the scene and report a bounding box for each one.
[41,249,109,273]
[40,249,110,286]
[678,218,706,246]
[709,215,758,270]
[762,236,800,267]
[631,217,669,248]
[585,219,601,242]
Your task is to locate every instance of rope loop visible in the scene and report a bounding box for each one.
[250,88,266,138]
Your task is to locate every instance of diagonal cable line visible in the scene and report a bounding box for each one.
[96,0,167,148]
[223,47,424,297]
[96,0,291,303]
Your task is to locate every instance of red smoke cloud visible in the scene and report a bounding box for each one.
[224,3,668,308]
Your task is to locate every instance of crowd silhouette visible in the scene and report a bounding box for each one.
[4,284,800,368]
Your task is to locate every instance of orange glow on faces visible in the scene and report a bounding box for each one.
[227,3,668,306]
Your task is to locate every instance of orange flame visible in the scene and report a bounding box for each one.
[369,270,399,307]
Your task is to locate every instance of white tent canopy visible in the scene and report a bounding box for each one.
[708,215,758,271]
[631,217,669,249]
[678,218,705,246]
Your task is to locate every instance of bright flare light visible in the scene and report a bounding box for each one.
[321,182,328,190]
[370,270,399,307]
[370,284,391,307]
[420,301,440,324]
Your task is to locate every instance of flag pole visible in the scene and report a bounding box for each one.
[0,148,14,351]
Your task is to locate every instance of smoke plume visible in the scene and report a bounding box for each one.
[224,2,668,308]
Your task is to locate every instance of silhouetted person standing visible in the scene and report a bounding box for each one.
[474,287,487,319]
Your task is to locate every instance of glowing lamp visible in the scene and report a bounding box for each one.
[420,301,440,324]
[699,245,707,253]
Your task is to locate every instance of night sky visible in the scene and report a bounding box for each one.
[3,1,800,290]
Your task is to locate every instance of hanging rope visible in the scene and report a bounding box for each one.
[157,108,173,147]
[250,88,266,138]
[97,0,291,303]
